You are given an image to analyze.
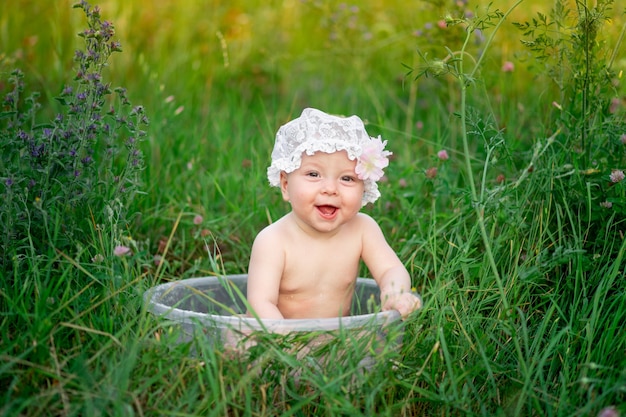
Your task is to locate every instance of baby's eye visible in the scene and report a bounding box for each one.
[306,171,320,178]
[341,175,356,182]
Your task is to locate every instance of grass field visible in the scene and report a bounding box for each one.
[1,0,625,415]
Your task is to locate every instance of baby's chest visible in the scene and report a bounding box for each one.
[289,238,360,268]
[295,255,358,276]
[283,227,363,281]
[282,245,360,287]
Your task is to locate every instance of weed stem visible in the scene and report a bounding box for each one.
[457,1,524,312]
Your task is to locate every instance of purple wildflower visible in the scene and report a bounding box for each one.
[502,61,515,72]
[609,98,620,114]
[110,41,122,52]
[597,406,619,417]
[33,144,45,157]
[609,169,625,183]
[113,245,131,257]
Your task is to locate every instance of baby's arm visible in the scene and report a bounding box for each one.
[359,214,422,319]
[378,269,422,319]
[246,226,285,319]
[380,285,422,319]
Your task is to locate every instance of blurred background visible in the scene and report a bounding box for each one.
[4,1,623,124]
[1,0,625,270]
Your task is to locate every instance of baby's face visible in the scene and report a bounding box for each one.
[280,151,364,234]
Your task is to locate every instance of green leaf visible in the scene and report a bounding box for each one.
[0,111,17,119]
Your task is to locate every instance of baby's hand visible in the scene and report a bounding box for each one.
[381,291,422,319]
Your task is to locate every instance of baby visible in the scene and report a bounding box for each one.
[247,108,422,320]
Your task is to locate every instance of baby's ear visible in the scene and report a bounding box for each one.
[280,171,290,202]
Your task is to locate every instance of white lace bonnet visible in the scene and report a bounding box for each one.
[267,108,390,206]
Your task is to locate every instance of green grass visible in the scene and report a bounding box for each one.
[1,0,626,416]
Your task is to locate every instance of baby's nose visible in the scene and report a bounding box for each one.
[321,178,338,194]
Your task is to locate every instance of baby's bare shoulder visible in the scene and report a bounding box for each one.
[253,216,290,246]
[353,212,383,232]
[355,212,376,223]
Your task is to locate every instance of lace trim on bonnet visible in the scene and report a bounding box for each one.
[267,108,391,206]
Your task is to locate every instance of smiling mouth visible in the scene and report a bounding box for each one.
[317,205,338,217]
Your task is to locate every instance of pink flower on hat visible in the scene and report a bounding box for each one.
[355,136,392,181]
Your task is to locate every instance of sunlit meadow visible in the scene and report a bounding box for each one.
[1,0,625,416]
